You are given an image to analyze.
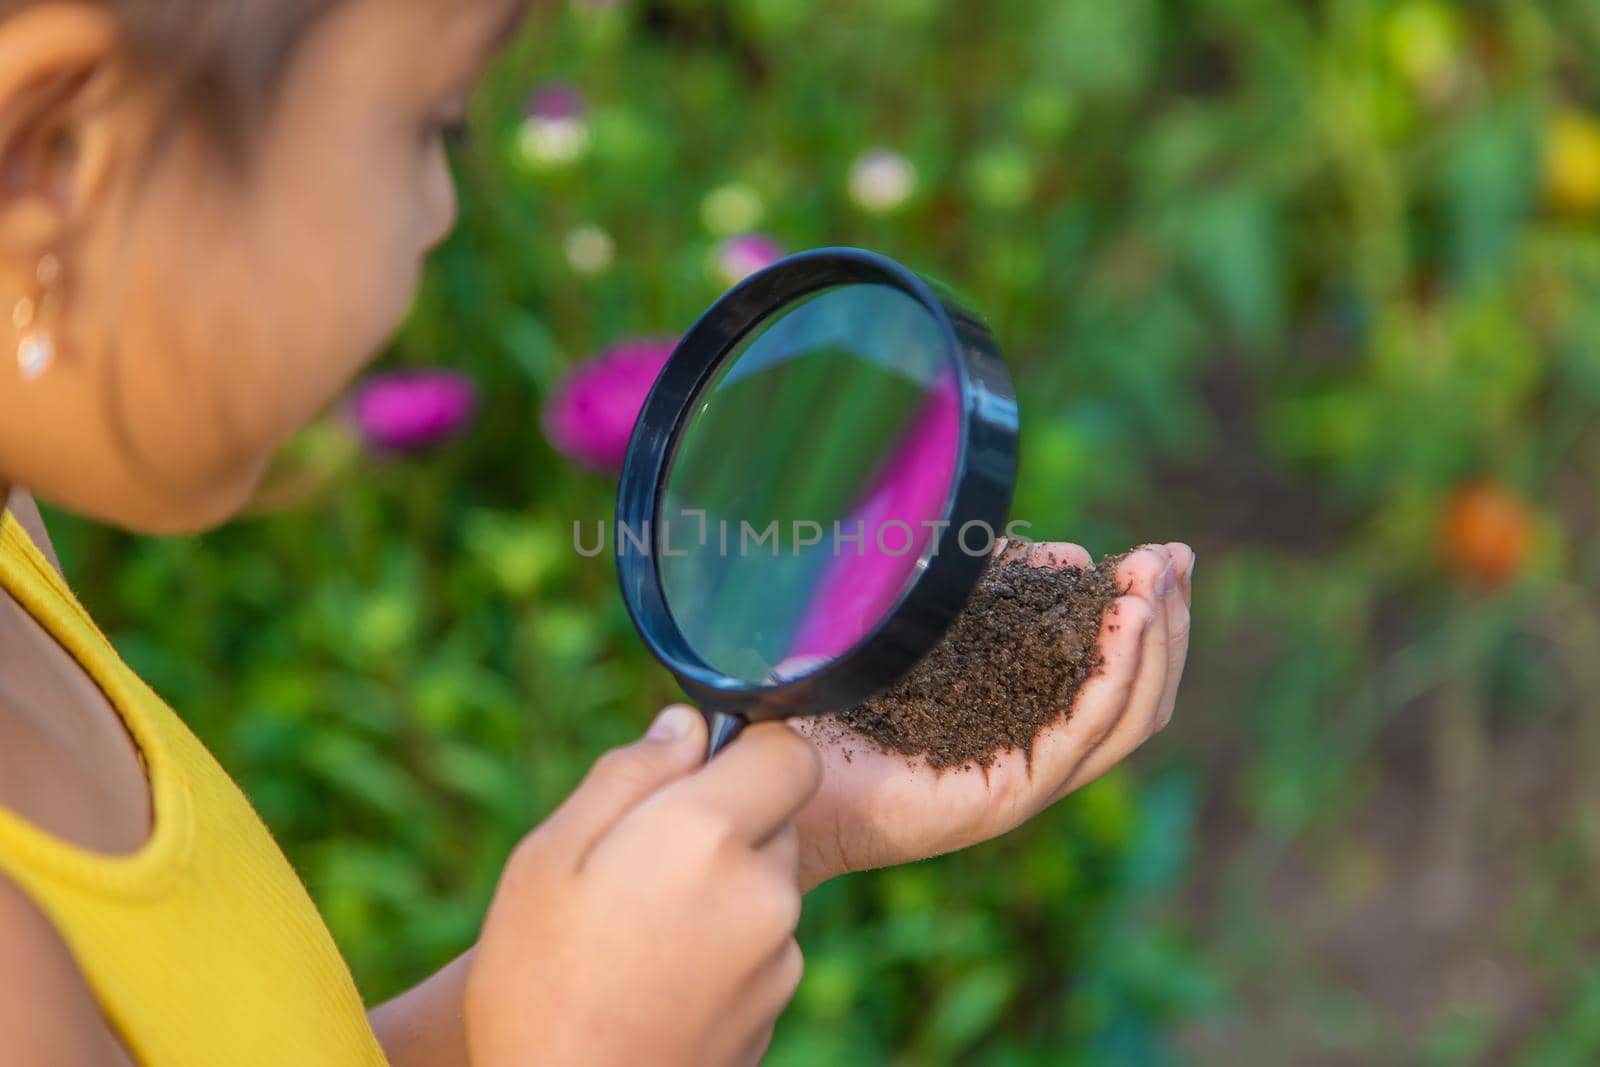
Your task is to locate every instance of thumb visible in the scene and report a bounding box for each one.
[537,705,707,865]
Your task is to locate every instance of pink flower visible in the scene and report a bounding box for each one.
[715,234,785,287]
[351,371,479,452]
[788,372,962,661]
[527,83,587,122]
[519,83,591,166]
[542,338,677,473]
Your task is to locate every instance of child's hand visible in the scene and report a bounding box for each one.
[465,708,820,1067]
[792,542,1193,889]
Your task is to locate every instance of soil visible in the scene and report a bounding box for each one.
[833,551,1125,772]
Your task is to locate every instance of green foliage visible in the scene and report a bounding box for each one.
[42,0,1600,1061]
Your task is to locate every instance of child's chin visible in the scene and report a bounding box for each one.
[101,467,268,537]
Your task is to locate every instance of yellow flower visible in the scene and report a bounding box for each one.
[1544,109,1600,216]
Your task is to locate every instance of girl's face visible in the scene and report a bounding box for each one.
[0,0,524,532]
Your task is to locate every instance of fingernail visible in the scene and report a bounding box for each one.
[1186,552,1197,583]
[647,706,697,741]
[1156,562,1176,599]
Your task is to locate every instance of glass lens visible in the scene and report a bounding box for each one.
[657,284,961,685]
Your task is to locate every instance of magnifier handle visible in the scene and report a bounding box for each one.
[702,710,748,761]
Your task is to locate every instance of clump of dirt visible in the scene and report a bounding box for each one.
[834,553,1125,772]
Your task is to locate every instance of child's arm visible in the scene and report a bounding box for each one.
[373,709,820,1067]
[368,953,474,1067]
[0,873,135,1065]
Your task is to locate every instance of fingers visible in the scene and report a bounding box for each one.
[992,538,1030,563]
[1164,542,1195,609]
[1026,593,1152,811]
[1111,546,1174,742]
[1026,541,1094,570]
[533,705,707,866]
[1155,543,1195,731]
[992,538,1094,570]
[737,1024,779,1067]
[758,822,802,886]
[735,941,804,1065]
[661,721,823,846]
[1054,545,1183,795]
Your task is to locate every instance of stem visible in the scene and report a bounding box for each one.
[1419,676,1486,927]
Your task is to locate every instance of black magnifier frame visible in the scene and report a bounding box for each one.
[616,247,1018,758]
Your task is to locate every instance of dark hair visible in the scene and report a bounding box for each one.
[7,0,343,155]
[133,0,347,149]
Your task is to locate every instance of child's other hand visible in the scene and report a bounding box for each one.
[793,542,1193,889]
[466,709,820,1067]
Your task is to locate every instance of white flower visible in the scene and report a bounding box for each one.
[518,120,590,167]
[849,149,918,213]
[565,225,616,277]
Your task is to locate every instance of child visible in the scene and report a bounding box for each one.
[0,1,1194,1063]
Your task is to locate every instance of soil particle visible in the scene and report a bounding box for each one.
[832,554,1125,772]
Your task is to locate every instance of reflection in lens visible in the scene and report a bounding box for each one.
[658,284,960,685]
[786,370,958,661]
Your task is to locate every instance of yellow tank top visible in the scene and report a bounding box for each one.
[0,514,389,1066]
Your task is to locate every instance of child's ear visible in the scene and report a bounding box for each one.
[0,4,120,268]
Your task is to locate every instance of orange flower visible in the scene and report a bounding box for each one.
[1439,481,1534,588]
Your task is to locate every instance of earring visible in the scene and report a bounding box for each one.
[14,253,61,382]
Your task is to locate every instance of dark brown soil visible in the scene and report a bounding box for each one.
[834,552,1125,772]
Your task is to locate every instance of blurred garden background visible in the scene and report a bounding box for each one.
[39,0,1600,1062]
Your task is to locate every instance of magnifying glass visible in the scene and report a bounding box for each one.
[617,248,1018,759]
